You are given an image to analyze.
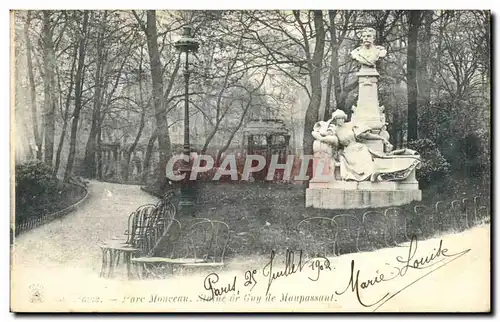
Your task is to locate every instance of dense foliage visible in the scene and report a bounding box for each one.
[15,161,83,222]
[407,139,451,187]
[15,161,61,205]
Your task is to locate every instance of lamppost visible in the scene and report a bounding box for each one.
[174,26,199,208]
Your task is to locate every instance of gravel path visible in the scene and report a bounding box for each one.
[12,181,158,275]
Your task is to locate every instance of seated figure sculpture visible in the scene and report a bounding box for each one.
[312,110,420,182]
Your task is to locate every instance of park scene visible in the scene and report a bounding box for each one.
[11,9,490,311]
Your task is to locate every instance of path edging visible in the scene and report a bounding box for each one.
[14,182,89,236]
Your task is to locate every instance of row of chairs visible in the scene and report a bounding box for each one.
[297,195,490,258]
[99,192,176,278]
[131,218,230,279]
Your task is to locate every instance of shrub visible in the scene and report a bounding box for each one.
[16,160,59,195]
[15,160,63,222]
[407,139,451,187]
[440,132,490,178]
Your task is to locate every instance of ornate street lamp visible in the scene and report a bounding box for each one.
[174,26,199,208]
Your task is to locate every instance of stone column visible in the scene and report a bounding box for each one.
[351,66,384,131]
[351,66,386,153]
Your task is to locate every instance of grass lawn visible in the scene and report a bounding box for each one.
[152,177,490,259]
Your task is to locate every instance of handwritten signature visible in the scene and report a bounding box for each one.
[335,235,471,311]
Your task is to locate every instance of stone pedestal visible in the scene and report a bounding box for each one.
[351,66,384,131]
[306,180,422,210]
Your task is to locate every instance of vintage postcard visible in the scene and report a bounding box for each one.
[10,9,491,313]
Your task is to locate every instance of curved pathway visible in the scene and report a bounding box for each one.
[12,181,158,275]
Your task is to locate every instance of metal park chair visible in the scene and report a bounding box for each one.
[132,218,231,278]
[385,207,410,245]
[131,218,183,279]
[413,205,436,238]
[99,205,157,279]
[296,217,337,259]
[99,202,171,279]
[361,211,391,251]
[450,199,467,232]
[129,204,160,254]
[181,220,230,272]
[332,214,361,256]
[434,201,454,232]
[462,198,475,229]
[474,196,490,224]
[149,197,177,255]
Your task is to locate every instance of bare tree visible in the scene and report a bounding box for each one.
[24,11,43,160]
[53,43,78,177]
[134,10,172,187]
[64,11,89,182]
[407,10,422,141]
[41,11,58,166]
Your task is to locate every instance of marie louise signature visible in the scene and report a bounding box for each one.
[199,236,471,311]
[336,236,471,311]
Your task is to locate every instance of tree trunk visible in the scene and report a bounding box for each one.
[145,10,171,187]
[216,100,252,163]
[201,122,219,155]
[97,127,103,180]
[302,10,325,159]
[124,49,147,183]
[83,11,107,178]
[42,11,57,167]
[407,11,421,142]
[53,45,78,178]
[24,11,43,160]
[200,58,237,155]
[141,130,158,184]
[124,107,146,182]
[53,121,69,178]
[123,152,132,183]
[323,10,342,120]
[337,79,358,116]
[417,11,433,117]
[64,11,89,182]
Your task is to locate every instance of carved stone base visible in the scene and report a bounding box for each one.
[308,180,419,190]
[305,185,422,209]
[311,162,419,184]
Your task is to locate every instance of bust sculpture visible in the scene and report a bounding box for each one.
[351,27,387,67]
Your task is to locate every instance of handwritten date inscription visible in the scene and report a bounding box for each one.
[263,249,332,295]
[199,249,331,301]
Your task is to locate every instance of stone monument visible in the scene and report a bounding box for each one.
[306,27,422,209]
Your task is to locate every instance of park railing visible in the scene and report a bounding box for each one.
[296,193,491,258]
[14,182,89,237]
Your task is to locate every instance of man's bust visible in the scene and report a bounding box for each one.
[351,27,387,67]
